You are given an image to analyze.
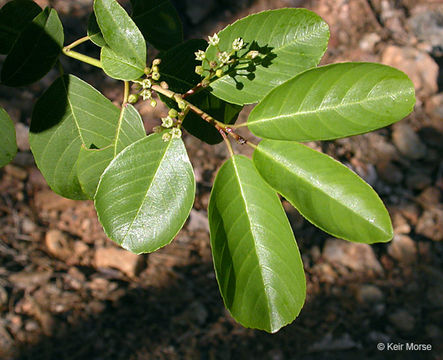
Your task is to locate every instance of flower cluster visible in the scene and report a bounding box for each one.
[154,108,184,142]
[193,34,246,78]
[129,59,162,107]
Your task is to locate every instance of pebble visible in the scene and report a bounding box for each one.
[387,235,417,265]
[4,164,27,180]
[405,172,432,190]
[45,229,72,260]
[359,33,381,53]
[0,285,8,309]
[392,123,427,160]
[8,271,52,290]
[356,284,384,304]
[388,309,415,332]
[409,9,443,56]
[416,208,443,241]
[381,45,439,96]
[21,217,37,234]
[392,212,411,234]
[376,161,403,185]
[322,238,383,274]
[187,209,209,232]
[94,247,141,278]
[34,190,76,212]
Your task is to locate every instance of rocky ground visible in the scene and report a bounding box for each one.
[0,0,442,359]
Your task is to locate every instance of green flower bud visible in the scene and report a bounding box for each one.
[177,99,186,110]
[152,72,160,81]
[195,66,204,75]
[144,66,151,76]
[152,65,159,73]
[152,58,161,66]
[216,69,223,77]
[168,109,178,118]
[160,81,169,89]
[128,94,139,103]
[150,99,157,108]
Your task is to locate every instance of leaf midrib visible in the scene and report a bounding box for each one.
[121,139,173,243]
[257,145,388,236]
[231,157,272,327]
[249,92,397,127]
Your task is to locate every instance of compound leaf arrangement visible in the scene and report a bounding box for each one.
[0,0,415,333]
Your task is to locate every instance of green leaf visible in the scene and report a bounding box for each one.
[204,8,329,105]
[208,155,305,333]
[0,107,17,167]
[77,104,146,198]
[95,133,195,254]
[30,75,121,200]
[94,0,146,80]
[158,39,242,144]
[248,63,416,141]
[1,7,64,87]
[253,140,393,244]
[87,11,106,47]
[130,0,183,51]
[0,0,42,54]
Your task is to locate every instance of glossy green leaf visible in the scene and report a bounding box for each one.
[130,0,183,51]
[95,134,195,254]
[159,39,242,144]
[0,107,17,167]
[94,0,146,80]
[1,7,63,87]
[0,0,42,54]
[77,104,146,198]
[30,75,121,200]
[204,8,329,105]
[248,63,416,141]
[208,155,305,333]
[253,140,393,244]
[87,11,106,47]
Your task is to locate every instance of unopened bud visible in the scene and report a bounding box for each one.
[144,66,151,75]
[215,69,223,77]
[128,94,139,103]
[177,99,186,110]
[168,108,178,118]
[160,81,169,89]
[195,65,204,75]
[152,65,159,73]
[246,50,259,59]
[201,78,210,87]
[150,99,157,108]
[152,58,161,66]
[152,72,160,81]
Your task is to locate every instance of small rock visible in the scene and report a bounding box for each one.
[388,309,415,332]
[387,235,417,264]
[417,187,441,209]
[95,247,141,277]
[188,209,209,232]
[8,271,51,290]
[45,229,72,260]
[356,284,384,304]
[381,45,438,96]
[73,241,89,256]
[392,212,411,234]
[188,301,208,325]
[409,9,443,56]
[425,94,443,129]
[4,164,27,180]
[21,217,37,234]
[416,207,443,241]
[323,238,383,274]
[0,285,8,309]
[359,33,381,52]
[15,123,30,151]
[0,323,15,359]
[392,123,427,160]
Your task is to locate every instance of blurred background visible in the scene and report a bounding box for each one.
[0,0,442,359]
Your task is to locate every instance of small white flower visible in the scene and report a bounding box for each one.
[170,127,182,139]
[142,78,152,89]
[195,50,205,61]
[232,37,244,51]
[162,132,172,142]
[161,116,174,128]
[217,51,230,64]
[208,33,220,46]
[141,89,151,100]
